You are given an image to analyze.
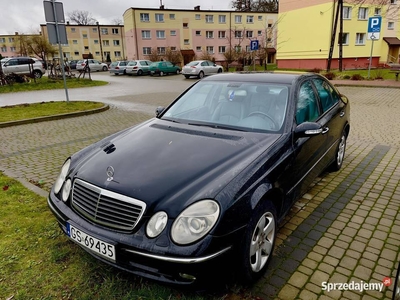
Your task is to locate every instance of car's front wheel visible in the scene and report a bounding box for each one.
[329,129,347,172]
[33,70,42,79]
[176,69,180,75]
[102,66,108,71]
[160,71,164,76]
[238,201,276,283]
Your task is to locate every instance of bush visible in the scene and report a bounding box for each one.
[374,69,385,80]
[343,75,351,79]
[351,74,364,81]
[323,72,336,80]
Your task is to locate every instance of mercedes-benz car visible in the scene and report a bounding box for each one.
[48,72,350,285]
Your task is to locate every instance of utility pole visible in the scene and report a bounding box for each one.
[327,0,343,72]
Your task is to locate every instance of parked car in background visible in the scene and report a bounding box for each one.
[68,60,79,70]
[149,61,180,76]
[182,60,223,79]
[48,72,350,285]
[76,59,108,72]
[109,61,129,75]
[1,57,46,78]
[125,60,153,76]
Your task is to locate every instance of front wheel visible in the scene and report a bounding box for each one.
[33,70,42,79]
[238,201,277,283]
[137,69,143,76]
[329,130,347,172]
[176,69,180,75]
[102,66,108,71]
[198,71,204,79]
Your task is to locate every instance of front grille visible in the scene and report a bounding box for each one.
[72,179,146,232]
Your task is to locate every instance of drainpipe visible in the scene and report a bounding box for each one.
[97,22,104,62]
[120,25,125,59]
[132,9,139,59]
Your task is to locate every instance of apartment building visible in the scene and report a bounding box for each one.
[277,0,400,69]
[0,33,40,58]
[123,6,278,64]
[40,23,126,62]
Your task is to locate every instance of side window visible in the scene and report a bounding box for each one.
[6,59,18,66]
[312,78,338,112]
[201,61,207,66]
[18,58,31,65]
[296,81,320,124]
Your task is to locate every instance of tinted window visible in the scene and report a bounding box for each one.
[312,78,338,113]
[18,58,34,65]
[296,81,320,123]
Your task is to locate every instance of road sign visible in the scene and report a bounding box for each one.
[250,40,259,51]
[367,16,382,40]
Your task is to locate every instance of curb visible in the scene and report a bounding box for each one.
[0,103,110,128]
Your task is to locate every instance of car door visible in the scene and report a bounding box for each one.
[208,60,218,74]
[140,61,149,73]
[91,60,100,71]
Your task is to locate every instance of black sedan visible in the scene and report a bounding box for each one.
[48,72,350,285]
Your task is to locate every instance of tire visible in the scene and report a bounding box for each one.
[137,69,143,76]
[102,66,108,71]
[198,71,204,79]
[33,70,42,79]
[217,68,223,73]
[123,69,126,75]
[176,69,180,75]
[184,75,190,79]
[238,201,277,283]
[329,129,347,172]
[160,71,164,76]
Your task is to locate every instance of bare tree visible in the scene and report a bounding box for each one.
[164,47,183,65]
[232,0,278,12]
[200,51,215,61]
[67,10,97,25]
[148,48,160,62]
[112,18,123,25]
[15,34,57,61]
[347,0,400,19]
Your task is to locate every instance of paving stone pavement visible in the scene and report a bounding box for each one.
[1,85,400,299]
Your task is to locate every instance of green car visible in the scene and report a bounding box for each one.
[149,61,181,76]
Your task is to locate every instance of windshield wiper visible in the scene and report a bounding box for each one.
[188,122,246,132]
[162,118,182,124]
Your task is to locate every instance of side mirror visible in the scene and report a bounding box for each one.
[294,122,322,138]
[155,106,165,117]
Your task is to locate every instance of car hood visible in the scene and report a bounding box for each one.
[73,119,280,215]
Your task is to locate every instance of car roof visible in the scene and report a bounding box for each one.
[201,72,314,84]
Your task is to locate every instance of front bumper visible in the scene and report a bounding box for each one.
[47,191,242,284]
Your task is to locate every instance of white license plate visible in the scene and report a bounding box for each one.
[67,223,116,262]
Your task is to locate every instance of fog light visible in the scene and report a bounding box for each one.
[179,273,196,281]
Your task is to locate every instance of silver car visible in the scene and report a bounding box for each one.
[125,60,153,76]
[2,57,46,78]
[76,59,108,72]
[182,60,223,79]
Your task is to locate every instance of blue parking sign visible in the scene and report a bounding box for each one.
[250,40,259,51]
[367,16,381,40]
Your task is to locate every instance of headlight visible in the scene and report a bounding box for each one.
[61,179,72,202]
[54,159,71,194]
[146,211,168,238]
[171,200,220,245]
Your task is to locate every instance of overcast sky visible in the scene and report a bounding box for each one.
[0,0,233,35]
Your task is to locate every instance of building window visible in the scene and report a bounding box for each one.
[1,46,6,52]
[156,30,165,39]
[205,15,213,23]
[92,28,97,33]
[219,46,226,53]
[101,28,108,35]
[8,38,14,42]
[0,38,5,43]
[258,16,263,21]
[155,13,164,22]
[71,28,76,32]
[95,51,100,56]
[84,46,89,50]
[170,30,176,36]
[112,28,119,34]
[235,45,242,52]
[113,40,120,46]
[196,30,201,36]
[94,39,99,44]
[246,31,253,38]
[142,30,151,39]
[143,47,151,55]
[219,15,226,23]
[183,23,188,28]
[103,40,110,46]
[247,15,254,23]
[268,23,273,27]
[157,47,166,55]
[195,14,201,20]
[83,34,88,38]
[343,7,352,19]
[206,46,214,54]
[388,22,395,30]
[358,7,368,20]
[74,51,80,55]
[72,40,78,44]
[355,33,366,45]
[339,32,349,45]
[235,30,243,38]
[140,13,150,22]
[196,46,202,51]
[114,51,121,57]
[171,46,176,51]
[218,31,226,39]
[246,45,251,52]
[184,39,189,45]
[104,51,110,57]
[169,14,175,19]
[390,0,397,3]
[374,7,381,15]
[235,15,242,23]
[206,31,214,38]
[258,30,262,36]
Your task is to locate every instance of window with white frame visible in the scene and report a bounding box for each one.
[235,30,243,38]
[0,38,5,43]
[235,15,242,23]
[374,7,381,15]
[258,16,263,21]
[104,51,110,57]
[219,15,226,23]
[171,47,177,51]
[183,23,188,28]
[235,45,242,52]
[156,30,165,39]
[170,30,176,36]
[73,40,78,44]
[140,13,150,22]
[218,31,226,38]
[258,30,262,36]
[388,22,395,29]
[8,37,14,42]
[71,28,76,32]
[143,47,151,55]
[206,46,214,54]
[74,51,80,55]
[196,46,202,51]
[206,31,214,38]
[103,40,110,46]
[184,39,189,45]
[95,51,100,56]
[94,39,99,44]
[205,15,213,23]
[390,0,397,4]
[113,40,120,46]
[338,32,349,45]
[246,45,251,52]
[155,13,164,22]
[101,28,108,35]
[358,7,368,20]
[246,31,253,38]
[112,28,119,34]
[157,47,166,55]
[84,46,89,50]
[83,34,88,38]
[219,46,226,53]
[195,14,201,20]
[247,15,254,23]
[92,28,97,33]
[169,14,175,20]
[1,46,6,52]
[114,51,121,57]
[196,30,201,36]
[343,6,352,19]
[142,30,151,39]
[355,33,366,45]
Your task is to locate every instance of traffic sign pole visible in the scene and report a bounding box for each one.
[368,37,375,79]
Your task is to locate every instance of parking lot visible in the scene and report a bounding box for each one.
[1,74,399,299]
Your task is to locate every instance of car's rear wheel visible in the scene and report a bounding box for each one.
[238,201,276,283]
[198,71,204,79]
[329,129,347,172]
[33,70,42,79]
[160,71,164,76]
[184,75,190,79]
[102,66,108,71]
[137,69,143,76]
[217,68,222,73]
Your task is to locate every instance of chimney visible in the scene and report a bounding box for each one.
[15,32,19,35]
[194,5,200,11]
[67,21,70,25]
[160,5,164,9]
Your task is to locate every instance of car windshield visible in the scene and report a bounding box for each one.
[162,80,289,133]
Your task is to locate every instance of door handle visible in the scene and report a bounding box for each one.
[322,127,330,134]
[340,111,345,117]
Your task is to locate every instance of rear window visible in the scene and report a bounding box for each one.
[128,61,137,66]
[110,62,118,67]
[187,61,199,66]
